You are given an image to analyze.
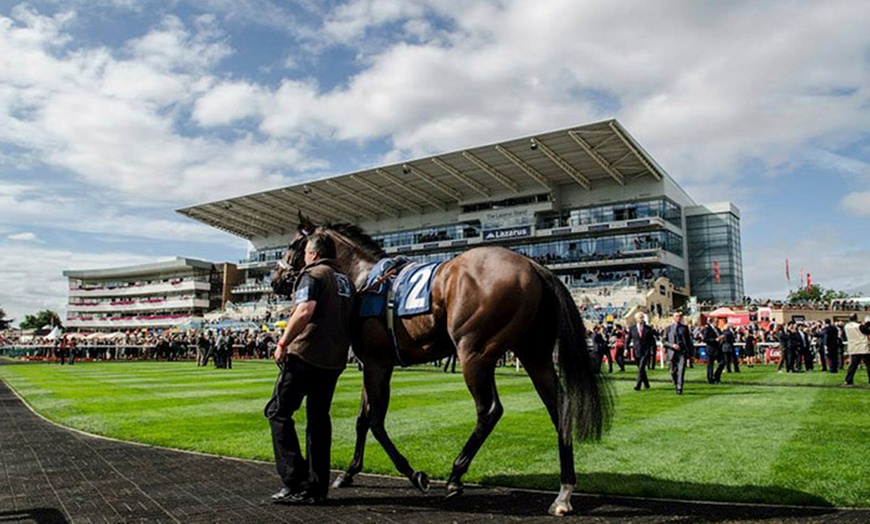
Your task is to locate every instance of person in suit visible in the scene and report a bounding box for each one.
[593,325,613,373]
[786,323,802,372]
[663,311,693,394]
[797,325,813,371]
[627,312,657,391]
[703,321,726,384]
[776,324,794,373]
[722,324,739,373]
[822,319,840,373]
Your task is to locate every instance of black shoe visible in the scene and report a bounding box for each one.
[285,491,327,505]
[644,383,650,390]
[676,389,682,395]
[633,385,641,391]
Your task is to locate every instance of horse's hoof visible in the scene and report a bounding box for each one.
[548,501,573,516]
[331,473,354,488]
[444,481,464,500]
[412,471,431,493]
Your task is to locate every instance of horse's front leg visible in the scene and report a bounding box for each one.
[365,364,431,493]
[332,386,370,488]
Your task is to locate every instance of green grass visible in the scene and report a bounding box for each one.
[1,360,868,507]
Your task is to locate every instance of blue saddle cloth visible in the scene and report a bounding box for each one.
[358,258,442,318]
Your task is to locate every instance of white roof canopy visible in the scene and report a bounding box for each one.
[177,119,667,240]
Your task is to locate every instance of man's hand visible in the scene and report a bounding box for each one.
[274,341,287,362]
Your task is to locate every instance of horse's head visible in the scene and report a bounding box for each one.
[270,212,318,298]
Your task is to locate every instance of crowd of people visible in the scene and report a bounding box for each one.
[1,328,277,366]
[586,312,870,388]
[4,305,869,388]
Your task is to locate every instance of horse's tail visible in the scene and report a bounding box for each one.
[534,265,613,443]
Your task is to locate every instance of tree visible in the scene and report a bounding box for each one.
[18,310,63,331]
[0,307,11,330]
[787,284,850,304]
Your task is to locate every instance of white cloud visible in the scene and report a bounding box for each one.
[2,0,870,309]
[192,81,266,126]
[840,192,870,216]
[0,243,156,324]
[744,226,870,299]
[7,231,40,242]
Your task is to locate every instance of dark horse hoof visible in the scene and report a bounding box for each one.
[331,472,354,488]
[412,471,431,493]
[445,481,464,499]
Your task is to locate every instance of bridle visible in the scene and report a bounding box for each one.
[272,228,313,296]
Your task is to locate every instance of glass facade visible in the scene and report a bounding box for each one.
[373,223,481,249]
[249,197,692,292]
[241,245,286,264]
[385,229,686,288]
[538,198,682,229]
[686,209,744,303]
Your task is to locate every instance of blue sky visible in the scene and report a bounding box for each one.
[1,0,869,324]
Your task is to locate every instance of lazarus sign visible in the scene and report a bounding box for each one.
[482,226,532,241]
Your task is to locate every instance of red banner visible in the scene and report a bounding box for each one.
[713,260,720,284]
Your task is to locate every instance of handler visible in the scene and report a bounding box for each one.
[265,233,354,505]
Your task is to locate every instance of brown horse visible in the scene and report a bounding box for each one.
[271,213,612,515]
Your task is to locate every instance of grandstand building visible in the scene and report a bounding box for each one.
[63,258,232,332]
[178,119,744,318]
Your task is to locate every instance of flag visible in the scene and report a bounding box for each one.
[807,273,812,290]
[713,260,720,284]
[785,259,790,281]
[800,267,804,287]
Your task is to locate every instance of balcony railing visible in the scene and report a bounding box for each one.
[69,280,211,298]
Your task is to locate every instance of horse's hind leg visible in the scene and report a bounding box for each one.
[520,353,576,516]
[365,364,431,493]
[445,358,503,498]
[332,387,370,488]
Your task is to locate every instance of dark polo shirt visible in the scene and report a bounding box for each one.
[289,259,354,371]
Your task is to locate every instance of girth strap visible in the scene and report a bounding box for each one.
[386,284,407,367]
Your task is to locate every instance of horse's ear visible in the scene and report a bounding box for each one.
[297,211,315,233]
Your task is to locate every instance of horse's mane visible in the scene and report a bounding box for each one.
[324,223,387,260]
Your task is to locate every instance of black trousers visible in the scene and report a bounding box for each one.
[777,348,795,372]
[266,355,342,497]
[845,354,870,385]
[827,347,839,373]
[818,345,828,372]
[724,351,740,373]
[668,350,687,392]
[707,352,725,383]
[635,353,650,389]
[600,347,613,373]
[615,348,626,371]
